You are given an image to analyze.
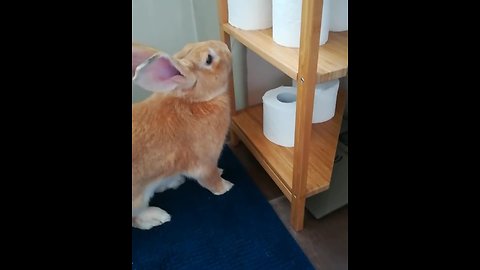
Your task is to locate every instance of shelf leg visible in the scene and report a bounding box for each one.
[229,130,240,147]
[290,0,323,232]
[291,194,306,231]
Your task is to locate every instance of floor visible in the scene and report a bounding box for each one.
[230,142,348,270]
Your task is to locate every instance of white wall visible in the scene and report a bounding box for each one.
[191,0,219,42]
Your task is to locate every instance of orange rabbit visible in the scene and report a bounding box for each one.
[132,40,233,230]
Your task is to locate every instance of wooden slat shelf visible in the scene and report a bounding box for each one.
[223,23,348,83]
[231,89,347,200]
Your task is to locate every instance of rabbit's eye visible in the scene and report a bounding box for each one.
[206,54,213,65]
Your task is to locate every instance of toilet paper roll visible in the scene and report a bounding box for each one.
[263,81,339,147]
[330,0,348,32]
[292,79,339,123]
[263,86,297,147]
[272,0,330,48]
[228,0,272,31]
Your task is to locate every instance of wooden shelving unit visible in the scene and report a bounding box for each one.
[217,0,348,231]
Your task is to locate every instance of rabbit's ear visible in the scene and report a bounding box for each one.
[133,54,186,93]
[132,43,157,78]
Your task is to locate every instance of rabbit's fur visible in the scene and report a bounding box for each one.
[132,40,233,230]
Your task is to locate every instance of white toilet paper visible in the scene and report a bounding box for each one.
[262,80,339,147]
[272,0,330,48]
[292,79,339,123]
[228,0,272,31]
[263,80,339,147]
[263,86,297,147]
[330,0,348,32]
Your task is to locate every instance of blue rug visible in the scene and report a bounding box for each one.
[132,146,314,270]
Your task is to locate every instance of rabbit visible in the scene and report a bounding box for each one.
[132,40,234,230]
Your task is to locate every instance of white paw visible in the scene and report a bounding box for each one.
[213,178,234,195]
[133,207,171,230]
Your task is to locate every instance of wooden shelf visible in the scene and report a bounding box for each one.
[223,23,348,83]
[231,89,347,201]
[218,0,348,230]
